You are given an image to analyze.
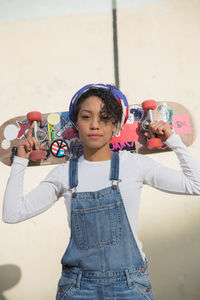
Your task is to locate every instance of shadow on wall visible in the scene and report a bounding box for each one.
[0,265,21,300]
[140,222,200,300]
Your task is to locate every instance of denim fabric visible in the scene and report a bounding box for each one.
[56,152,154,300]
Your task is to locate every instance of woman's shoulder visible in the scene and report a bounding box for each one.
[49,160,69,177]
[119,150,141,161]
[118,150,142,167]
[119,150,156,167]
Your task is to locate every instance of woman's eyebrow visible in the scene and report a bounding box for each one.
[80,109,92,113]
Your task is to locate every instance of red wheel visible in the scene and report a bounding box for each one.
[30,150,46,161]
[147,138,162,149]
[27,111,42,122]
[142,100,157,111]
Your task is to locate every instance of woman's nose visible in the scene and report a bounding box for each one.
[90,117,100,129]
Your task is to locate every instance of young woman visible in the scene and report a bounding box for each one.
[3,84,200,300]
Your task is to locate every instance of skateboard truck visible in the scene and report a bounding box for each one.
[27,111,46,161]
[141,100,163,149]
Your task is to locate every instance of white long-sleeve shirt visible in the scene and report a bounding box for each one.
[2,134,200,259]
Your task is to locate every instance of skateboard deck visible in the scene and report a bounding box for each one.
[0,101,196,167]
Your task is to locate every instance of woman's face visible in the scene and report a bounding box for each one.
[76,96,117,153]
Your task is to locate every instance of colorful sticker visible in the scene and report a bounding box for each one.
[17,120,30,138]
[110,122,140,143]
[110,141,136,152]
[68,139,83,158]
[63,128,78,140]
[50,139,68,157]
[157,104,170,122]
[48,123,55,141]
[56,116,74,138]
[47,113,60,125]
[168,109,174,124]
[1,139,11,150]
[128,105,144,123]
[4,124,19,141]
[172,115,191,134]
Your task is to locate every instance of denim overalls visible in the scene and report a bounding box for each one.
[56,152,154,300]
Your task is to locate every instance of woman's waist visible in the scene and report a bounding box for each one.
[61,260,148,282]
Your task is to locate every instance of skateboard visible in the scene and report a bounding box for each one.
[0,100,196,167]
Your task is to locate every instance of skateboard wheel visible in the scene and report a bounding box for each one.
[142,100,157,111]
[29,149,46,161]
[27,111,42,122]
[147,138,162,149]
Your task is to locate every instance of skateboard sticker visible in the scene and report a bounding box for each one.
[48,123,55,141]
[63,128,78,140]
[110,122,140,143]
[168,109,174,124]
[172,115,191,134]
[67,139,83,158]
[161,143,168,150]
[157,104,170,122]
[47,113,60,125]
[17,120,30,138]
[50,139,68,157]
[56,115,73,137]
[47,113,61,141]
[110,141,136,152]
[1,139,11,150]
[4,124,19,141]
[128,105,144,123]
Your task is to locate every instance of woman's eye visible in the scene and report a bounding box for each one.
[82,115,90,119]
[101,116,109,121]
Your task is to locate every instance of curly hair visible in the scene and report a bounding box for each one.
[73,87,123,126]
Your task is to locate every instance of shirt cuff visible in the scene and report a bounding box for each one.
[164,133,186,149]
[13,156,29,167]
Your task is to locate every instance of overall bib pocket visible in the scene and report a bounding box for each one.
[72,202,122,249]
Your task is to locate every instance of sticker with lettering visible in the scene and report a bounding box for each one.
[172,115,191,134]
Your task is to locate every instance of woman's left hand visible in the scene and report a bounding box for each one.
[146,120,173,142]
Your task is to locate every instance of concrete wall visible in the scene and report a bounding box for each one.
[0,0,200,299]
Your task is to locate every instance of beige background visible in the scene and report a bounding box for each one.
[0,0,200,299]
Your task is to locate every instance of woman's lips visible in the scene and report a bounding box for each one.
[88,134,102,139]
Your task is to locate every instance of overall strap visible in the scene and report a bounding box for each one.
[69,152,119,190]
[69,158,78,189]
[110,151,119,181]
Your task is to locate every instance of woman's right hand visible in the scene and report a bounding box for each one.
[17,123,39,160]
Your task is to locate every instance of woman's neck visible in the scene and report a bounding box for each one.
[83,145,111,161]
